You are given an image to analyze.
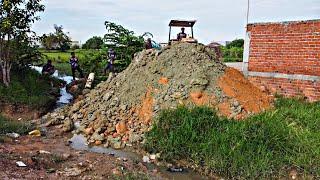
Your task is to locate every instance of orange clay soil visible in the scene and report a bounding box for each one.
[217,68,273,116]
[137,87,154,124]
[190,91,215,106]
[158,77,169,85]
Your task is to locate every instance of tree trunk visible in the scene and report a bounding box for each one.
[1,61,11,87]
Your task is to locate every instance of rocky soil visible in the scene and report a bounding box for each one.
[43,42,273,150]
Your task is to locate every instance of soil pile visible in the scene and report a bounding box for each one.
[43,43,272,148]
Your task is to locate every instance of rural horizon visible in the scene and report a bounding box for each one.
[32,0,320,44]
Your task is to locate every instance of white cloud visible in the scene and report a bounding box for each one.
[33,0,320,44]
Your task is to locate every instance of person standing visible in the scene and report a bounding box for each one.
[145,38,152,50]
[104,48,116,76]
[70,52,84,80]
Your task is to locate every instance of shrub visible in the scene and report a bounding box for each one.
[145,98,320,179]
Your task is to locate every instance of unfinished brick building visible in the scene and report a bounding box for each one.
[243,19,320,101]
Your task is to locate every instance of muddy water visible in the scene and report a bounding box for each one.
[31,66,73,108]
[69,134,207,180]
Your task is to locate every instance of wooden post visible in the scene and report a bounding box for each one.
[191,27,194,38]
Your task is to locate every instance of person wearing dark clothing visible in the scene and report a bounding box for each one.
[42,60,55,75]
[70,52,84,80]
[104,48,116,75]
[145,38,152,50]
[177,27,187,41]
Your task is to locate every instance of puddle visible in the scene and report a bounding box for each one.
[69,134,140,161]
[69,134,208,180]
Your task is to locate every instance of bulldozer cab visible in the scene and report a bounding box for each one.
[168,20,197,44]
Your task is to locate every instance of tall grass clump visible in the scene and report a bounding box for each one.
[145,98,320,179]
[0,116,34,135]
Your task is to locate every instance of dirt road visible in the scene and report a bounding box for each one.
[0,126,160,179]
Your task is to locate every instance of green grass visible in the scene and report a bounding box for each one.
[40,49,98,63]
[145,98,320,179]
[0,67,61,109]
[0,115,34,135]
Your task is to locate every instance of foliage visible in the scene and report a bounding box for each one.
[40,24,71,51]
[82,36,104,49]
[71,44,80,50]
[0,115,34,135]
[104,21,145,70]
[145,98,320,179]
[0,67,60,109]
[226,39,244,49]
[0,0,45,86]
[221,46,243,62]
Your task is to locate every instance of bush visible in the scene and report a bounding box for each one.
[221,46,243,62]
[145,98,320,179]
[0,115,34,135]
[0,67,60,109]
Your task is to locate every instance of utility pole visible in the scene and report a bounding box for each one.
[243,0,251,74]
[246,0,250,26]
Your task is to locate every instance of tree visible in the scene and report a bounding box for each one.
[104,21,145,69]
[0,0,45,86]
[82,36,103,49]
[40,24,71,51]
[226,39,244,49]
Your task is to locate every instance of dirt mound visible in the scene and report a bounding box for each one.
[44,43,273,148]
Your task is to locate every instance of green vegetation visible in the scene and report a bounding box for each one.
[40,21,149,76]
[0,115,34,135]
[221,39,244,62]
[145,98,320,179]
[40,24,71,51]
[0,0,45,86]
[82,36,104,49]
[0,67,61,109]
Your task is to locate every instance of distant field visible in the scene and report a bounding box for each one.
[40,49,101,75]
[40,49,97,63]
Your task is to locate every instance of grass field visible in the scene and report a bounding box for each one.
[145,98,320,179]
[40,49,102,76]
[41,49,91,63]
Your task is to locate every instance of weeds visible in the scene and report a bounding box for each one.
[0,67,60,109]
[145,98,320,179]
[0,115,34,135]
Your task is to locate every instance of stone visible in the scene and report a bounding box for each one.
[113,142,122,149]
[129,133,141,143]
[62,153,71,159]
[63,118,74,132]
[112,168,122,176]
[150,154,156,160]
[103,92,113,101]
[120,105,127,111]
[95,140,102,146]
[84,127,94,135]
[142,156,150,163]
[91,133,104,141]
[116,121,127,134]
[106,127,116,134]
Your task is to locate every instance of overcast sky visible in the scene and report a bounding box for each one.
[32,0,320,44]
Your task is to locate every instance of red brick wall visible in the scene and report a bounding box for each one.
[248,76,320,102]
[247,20,320,76]
[246,20,320,101]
